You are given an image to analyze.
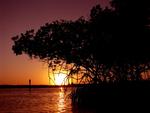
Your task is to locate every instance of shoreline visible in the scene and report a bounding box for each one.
[0,84,82,88]
[1,80,150,88]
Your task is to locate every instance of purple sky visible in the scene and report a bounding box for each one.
[0,0,110,85]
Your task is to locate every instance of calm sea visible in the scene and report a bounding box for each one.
[0,87,74,113]
[0,87,97,113]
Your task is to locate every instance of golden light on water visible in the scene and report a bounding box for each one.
[57,88,65,112]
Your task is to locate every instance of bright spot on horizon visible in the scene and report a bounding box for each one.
[54,73,67,85]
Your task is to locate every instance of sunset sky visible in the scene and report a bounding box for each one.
[0,0,109,85]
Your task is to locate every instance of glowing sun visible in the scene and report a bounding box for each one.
[54,73,67,85]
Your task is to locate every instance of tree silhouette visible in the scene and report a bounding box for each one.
[12,0,150,84]
[109,0,150,80]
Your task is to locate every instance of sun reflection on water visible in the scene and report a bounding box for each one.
[57,87,65,113]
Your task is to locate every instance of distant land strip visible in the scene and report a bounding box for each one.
[0,84,83,88]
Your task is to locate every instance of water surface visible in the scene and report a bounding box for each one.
[0,87,73,113]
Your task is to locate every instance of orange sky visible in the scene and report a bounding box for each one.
[0,0,109,85]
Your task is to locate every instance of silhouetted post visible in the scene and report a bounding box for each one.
[77,73,78,84]
[29,79,31,92]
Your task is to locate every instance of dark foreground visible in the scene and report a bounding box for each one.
[71,80,150,112]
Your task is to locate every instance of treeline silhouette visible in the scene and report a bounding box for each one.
[11,0,150,110]
[12,0,150,84]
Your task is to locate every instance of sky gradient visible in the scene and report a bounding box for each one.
[0,0,109,85]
